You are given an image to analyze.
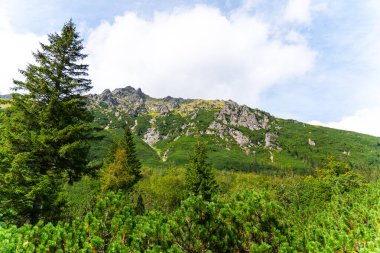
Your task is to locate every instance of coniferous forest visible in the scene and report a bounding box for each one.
[1,21,380,252]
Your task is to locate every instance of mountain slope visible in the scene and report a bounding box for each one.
[87,86,380,171]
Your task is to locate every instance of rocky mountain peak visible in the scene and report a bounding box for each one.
[112,86,147,100]
[88,86,149,115]
[88,86,280,154]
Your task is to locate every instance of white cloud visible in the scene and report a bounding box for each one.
[86,5,315,105]
[284,0,311,25]
[0,16,45,93]
[235,0,262,13]
[309,107,380,137]
[285,30,307,44]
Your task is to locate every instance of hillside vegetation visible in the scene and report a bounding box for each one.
[88,86,380,173]
[1,20,380,252]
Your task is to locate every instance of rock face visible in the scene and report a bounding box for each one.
[144,127,160,146]
[207,120,259,150]
[216,101,262,131]
[88,86,188,116]
[265,133,278,149]
[88,86,147,115]
[88,86,279,154]
[210,101,278,149]
[143,118,160,146]
[229,129,250,147]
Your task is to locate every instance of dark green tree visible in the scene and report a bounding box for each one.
[121,126,142,182]
[101,127,142,191]
[186,142,218,201]
[0,20,95,224]
[135,194,145,215]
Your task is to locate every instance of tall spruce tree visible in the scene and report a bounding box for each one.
[121,127,142,182]
[101,127,142,192]
[0,20,94,224]
[186,142,218,201]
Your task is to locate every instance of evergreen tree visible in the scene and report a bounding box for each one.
[186,142,218,201]
[0,20,94,224]
[101,127,141,191]
[135,194,145,215]
[121,127,142,182]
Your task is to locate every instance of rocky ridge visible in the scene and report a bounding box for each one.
[2,87,380,169]
[88,86,279,155]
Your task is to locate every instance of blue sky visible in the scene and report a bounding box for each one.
[1,0,380,136]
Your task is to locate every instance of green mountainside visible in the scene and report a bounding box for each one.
[2,87,380,251]
[2,19,380,251]
[88,86,380,172]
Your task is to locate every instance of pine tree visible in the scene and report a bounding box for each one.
[0,20,94,224]
[135,194,145,215]
[186,142,218,201]
[101,127,142,191]
[121,127,142,182]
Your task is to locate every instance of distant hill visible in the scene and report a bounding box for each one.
[86,86,380,171]
[0,94,10,100]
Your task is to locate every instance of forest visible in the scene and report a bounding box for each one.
[0,20,380,252]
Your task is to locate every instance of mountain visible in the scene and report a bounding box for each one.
[0,94,10,100]
[88,86,380,171]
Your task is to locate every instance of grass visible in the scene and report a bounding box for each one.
[277,119,380,168]
[175,99,224,116]
[89,98,380,174]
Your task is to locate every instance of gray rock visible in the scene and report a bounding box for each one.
[144,126,160,146]
[216,101,261,131]
[229,128,250,147]
[87,86,281,153]
[265,132,278,149]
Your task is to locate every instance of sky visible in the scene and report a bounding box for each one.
[0,0,379,137]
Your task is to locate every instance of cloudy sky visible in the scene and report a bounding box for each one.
[0,0,379,136]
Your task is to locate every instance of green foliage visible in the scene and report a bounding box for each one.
[286,182,380,252]
[134,136,163,167]
[62,176,99,220]
[320,155,351,176]
[88,101,380,175]
[121,127,142,179]
[88,128,162,169]
[315,156,365,196]
[0,189,293,252]
[135,167,186,212]
[0,20,95,224]
[134,114,151,137]
[2,173,380,251]
[170,191,290,252]
[186,142,218,201]
[101,127,142,192]
[1,15,380,253]
[192,109,219,131]
[277,119,380,169]
[155,112,186,137]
